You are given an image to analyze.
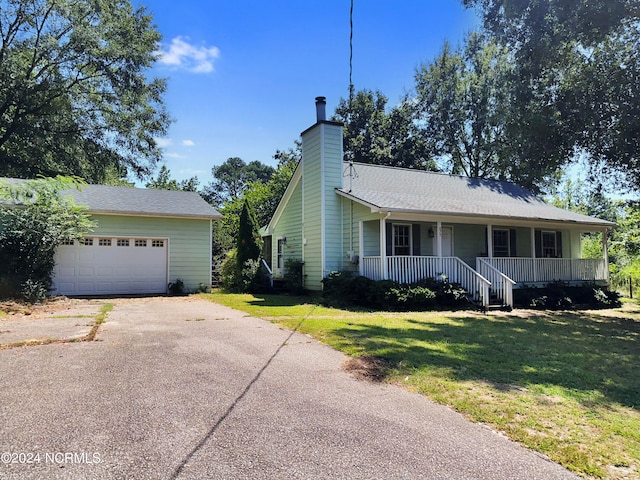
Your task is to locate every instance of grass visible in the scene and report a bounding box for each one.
[203,292,640,480]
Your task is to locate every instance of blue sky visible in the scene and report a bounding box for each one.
[141,1,480,186]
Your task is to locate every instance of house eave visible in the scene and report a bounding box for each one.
[335,189,614,231]
[87,210,221,221]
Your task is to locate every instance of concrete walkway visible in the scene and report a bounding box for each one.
[0,297,578,479]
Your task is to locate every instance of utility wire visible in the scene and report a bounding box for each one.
[349,0,354,109]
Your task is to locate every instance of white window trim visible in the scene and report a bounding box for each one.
[541,230,558,258]
[493,228,510,257]
[392,223,412,256]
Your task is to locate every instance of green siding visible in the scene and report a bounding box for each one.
[271,181,303,275]
[90,214,211,292]
[322,124,344,277]
[302,126,323,289]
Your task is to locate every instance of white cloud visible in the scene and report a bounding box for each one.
[182,139,195,147]
[156,36,220,73]
[164,152,188,160]
[155,137,173,148]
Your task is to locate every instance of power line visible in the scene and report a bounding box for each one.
[349,0,354,109]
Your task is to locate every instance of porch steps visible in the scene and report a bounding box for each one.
[272,278,285,293]
[471,291,509,311]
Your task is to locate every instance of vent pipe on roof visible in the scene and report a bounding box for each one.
[315,96,327,122]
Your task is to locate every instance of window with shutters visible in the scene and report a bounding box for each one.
[493,229,509,257]
[393,224,411,256]
[542,231,558,258]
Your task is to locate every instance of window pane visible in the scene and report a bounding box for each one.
[542,232,557,257]
[493,230,509,257]
[394,225,411,256]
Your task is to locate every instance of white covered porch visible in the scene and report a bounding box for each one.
[358,219,610,308]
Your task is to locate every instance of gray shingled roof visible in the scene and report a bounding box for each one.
[337,163,614,227]
[1,179,221,219]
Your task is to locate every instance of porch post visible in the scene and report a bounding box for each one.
[358,221,364,276]
[603,229,610,283]
[380,216,388,280]
[436,221,443,274]
[487,224,493,258]
[531,227,537,282]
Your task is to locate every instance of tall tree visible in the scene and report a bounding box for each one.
[202,157,274,207]
[0,0,170,182]
[413,33,552,186]
[145,165,199,192]
[236,199,261,269]
[464,0,640,192]
[333,89,435,170]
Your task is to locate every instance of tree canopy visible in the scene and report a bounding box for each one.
[202,157,275,207]
[464,0,640,192]
[0,0,170,182]
[145,165,199,192]
[415,34,514,178]
[333,89,435,170]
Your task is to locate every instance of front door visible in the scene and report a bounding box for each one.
[433,227,454,256]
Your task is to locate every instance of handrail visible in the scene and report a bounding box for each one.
[261,258,274,287]
[476,258,516,308]
[451,257,492,307]
[477,258,517,285]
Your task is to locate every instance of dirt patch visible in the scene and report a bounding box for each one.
[343,355,390,382]
[0,296,94,318]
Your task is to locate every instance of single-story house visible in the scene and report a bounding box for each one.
[262,97,615,308]
[1,179,221,296]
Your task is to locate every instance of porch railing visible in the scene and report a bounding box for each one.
[480,258,608,284]
[361,256,491,307]
[476,259,516,307]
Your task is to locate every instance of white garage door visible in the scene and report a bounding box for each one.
[52,237,168,295]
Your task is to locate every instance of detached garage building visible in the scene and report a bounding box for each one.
[50,184,221,296]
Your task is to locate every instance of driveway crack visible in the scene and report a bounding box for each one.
[170,311,313,479]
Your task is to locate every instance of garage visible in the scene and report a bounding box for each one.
[2,179,221,295]
[52,236,169,295]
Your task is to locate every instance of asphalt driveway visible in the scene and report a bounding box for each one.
[0,297,578,479]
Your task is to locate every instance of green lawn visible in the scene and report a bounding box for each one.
[203,292,640,479]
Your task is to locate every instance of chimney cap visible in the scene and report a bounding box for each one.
[315,96,327,121]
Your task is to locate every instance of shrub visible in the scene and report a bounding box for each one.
[0,177,94,299]
[21,279,47,304]
[220,250,270,294]
[322,272,465,311]
[220,249,242,292]
[168,278,185,295]
[514,283,622,309]
[283,258,305,295]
